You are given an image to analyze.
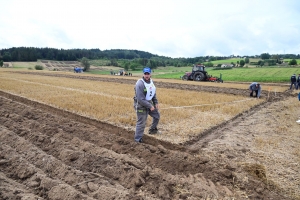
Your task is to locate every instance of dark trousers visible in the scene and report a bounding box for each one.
[290,82,297,89]
[250,90,258,97]
[134,108,160,142]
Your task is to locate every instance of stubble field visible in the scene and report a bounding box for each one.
[0,69,299,200]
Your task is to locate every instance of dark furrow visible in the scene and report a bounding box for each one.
[0,132,96,200]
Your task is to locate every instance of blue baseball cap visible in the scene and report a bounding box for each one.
[143,67,151,74]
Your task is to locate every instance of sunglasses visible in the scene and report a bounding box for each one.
[144,72,150,75]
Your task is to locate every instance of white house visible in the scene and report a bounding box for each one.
[221,64,233,68]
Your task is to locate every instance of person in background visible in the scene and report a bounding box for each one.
[249,82,261,98]
[296,74,300,90]
[133,67,160,143]
[297,92,300,124]
[290,74,297,90]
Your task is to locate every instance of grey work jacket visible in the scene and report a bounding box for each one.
[133,78,158,111]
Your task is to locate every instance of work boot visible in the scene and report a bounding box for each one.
[136,138,143,143]
[149,128,160,134]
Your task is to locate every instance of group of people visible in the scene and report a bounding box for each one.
[290,74,300,90]
[248,73,300,98]
[110,70,133,76]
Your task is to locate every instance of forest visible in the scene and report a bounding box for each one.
[0,47,299,68]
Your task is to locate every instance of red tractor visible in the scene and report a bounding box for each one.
[181,64,223,82]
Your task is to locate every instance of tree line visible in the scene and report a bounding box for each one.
[0,47,237,68]
[0,47,166,62]
[0,47,299,68]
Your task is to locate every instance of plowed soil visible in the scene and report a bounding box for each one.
[0,71,299,200]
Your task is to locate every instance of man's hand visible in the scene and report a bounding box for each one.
[150,104,159,111]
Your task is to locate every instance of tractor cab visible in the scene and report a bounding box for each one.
[192,64,205,72]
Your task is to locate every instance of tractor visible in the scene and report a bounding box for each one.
[181,64,223,82]
[119,69,128,76]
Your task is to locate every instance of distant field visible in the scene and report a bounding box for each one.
[154,66,300,82]
[284,58,300,63]
[205,67,299,82]
[11,62,38,69]
[210,58,300,66]
[89,59,111,66]
[210,58,242,64]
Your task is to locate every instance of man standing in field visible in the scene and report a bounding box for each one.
[249,82,261,98]
[133,67,160,143]
[290,74,297,90]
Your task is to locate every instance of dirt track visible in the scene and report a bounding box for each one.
[0,71,299,199]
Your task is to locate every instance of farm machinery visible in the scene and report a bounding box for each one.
[119,69,129,76]
[181,64,223,82]
[74,67,83,73]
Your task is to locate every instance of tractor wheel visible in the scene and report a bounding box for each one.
[193,72,205,81]
[182,75,188,81]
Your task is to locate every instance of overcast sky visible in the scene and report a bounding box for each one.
[0,0,299,58]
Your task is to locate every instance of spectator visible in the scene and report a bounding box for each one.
[249,82,261,98]
[297,92,300,124]
[290,74,297,90]
[296,74,300,90]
